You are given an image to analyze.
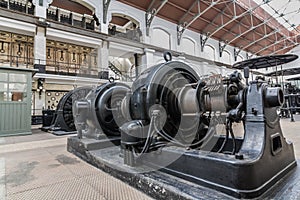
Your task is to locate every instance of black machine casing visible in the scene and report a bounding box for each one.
[69,59,297,199]
[42,87,91,134]
[120,61,296,198]
[129,81,296,198]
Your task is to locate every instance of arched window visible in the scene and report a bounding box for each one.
[180,37,195,55]
[204,45,215,61]
[152,28,170,49]
[222,50,231,65]
[109,14,142,42]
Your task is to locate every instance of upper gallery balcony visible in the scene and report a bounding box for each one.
[47,6,95,31]
[0,0,34,15]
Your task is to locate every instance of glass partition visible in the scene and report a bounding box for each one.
[0,71,28,102]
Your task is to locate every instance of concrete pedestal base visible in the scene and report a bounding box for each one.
[67,136,300,199]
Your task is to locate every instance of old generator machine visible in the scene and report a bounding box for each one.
[69,54,297,199]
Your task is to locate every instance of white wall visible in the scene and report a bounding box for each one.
[179,37,196,56]
[222,50,231,65]
[109,1,249,67]
[152,28,171,49]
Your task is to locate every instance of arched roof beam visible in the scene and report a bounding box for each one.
[203,0,235,33]
[145,0,168,36]
[204,0,290,49]
[227,14,276,46]
[255,35,298,55]
[207,0,266,39]
[209,0,271,45]
[171,0,270,51]
[270,43,298,55]
[241,25,296,51]
[229,6,300,48]
[177,0,222,45]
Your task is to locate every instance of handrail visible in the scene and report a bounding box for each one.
[0,0,34,15]
[108,61,133,82]
[47,5,95,31]
[0,54,109,78]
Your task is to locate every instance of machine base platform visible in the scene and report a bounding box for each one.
[51,130,77,136]
[41,126,77,136]
[67,136,300,199]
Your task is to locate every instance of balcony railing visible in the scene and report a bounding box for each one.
[108,27,142,42]
[0,54,34,68]
[47,6,95,31]
[0,54,109,79]
[0,0,34,15]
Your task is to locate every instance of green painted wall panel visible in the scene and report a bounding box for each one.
[0,68,33,136]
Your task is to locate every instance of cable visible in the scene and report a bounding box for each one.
[217,120,229,153]
[229,121,236,155]
[217,119,237,155]
[153,114,214,148]
[132,119,155,158]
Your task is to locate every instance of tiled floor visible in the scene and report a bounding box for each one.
[280,115,300,158]
[0,131,152,200]
[0,115,300,200]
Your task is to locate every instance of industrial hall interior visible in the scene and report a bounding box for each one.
[1,0,300,199]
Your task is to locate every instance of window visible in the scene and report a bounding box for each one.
[222,50,231,65]
[152,28,170,49]
[180,37,195,55]
[204,45,215,61]
[0,72,28,102]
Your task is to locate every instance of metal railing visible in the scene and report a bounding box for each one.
[0,54,109,79]
[0,0,34,15]
[0,54,34,68]
[281,94,300,122]
[0,54,138,81]
[108,61,136,82]
[108,27,142,42]
[47,6,95,31]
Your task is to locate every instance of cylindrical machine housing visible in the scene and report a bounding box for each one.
[265,87,284,107]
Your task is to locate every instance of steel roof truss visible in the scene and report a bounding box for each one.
[200,33,209,52]
[234,47,242,61]
[178,0,200,24]
[206,1,234,30]
[241,27,282,51]
[207,1,239,38]
[227,13,275,46]
[255,35,298,54]
[270,40,298,55]
[145,0,168,36]
[246,52,254,59]
[214,0,280,47]
[177,0,221,45]
[238,2,300,50]
[219,41,227,57]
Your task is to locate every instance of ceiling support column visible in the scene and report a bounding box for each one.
[219,41,227,57]
[103,0,111,24]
